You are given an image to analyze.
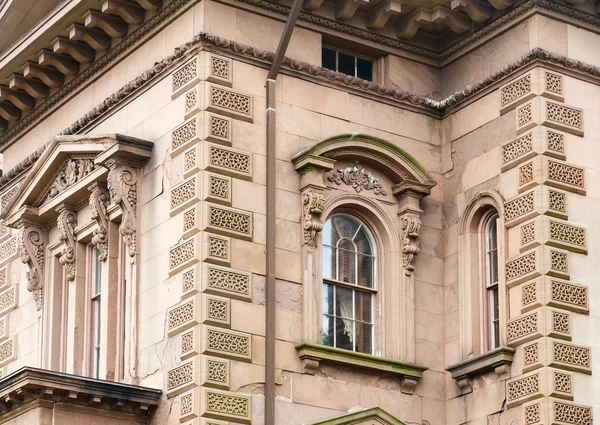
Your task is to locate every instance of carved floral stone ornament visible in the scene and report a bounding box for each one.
[107,162,138,257]
[328,162,388,195]
[57,207,77,281]
[400,216,421,275]
[89,183,110,261]
[18,222,46,311]
[302,191,325,247]
[45,157,96,202]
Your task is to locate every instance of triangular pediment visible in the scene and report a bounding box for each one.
[308,408,407,425]
[1,133,153,225]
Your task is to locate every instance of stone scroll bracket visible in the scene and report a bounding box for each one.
[393,181,432,276]
[89,183,110,261]
[57,205,77,281]
[17,221,47,311]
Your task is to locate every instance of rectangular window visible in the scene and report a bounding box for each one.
[90,247,102,379]
[486,217,500,349]
[322,45,374,81]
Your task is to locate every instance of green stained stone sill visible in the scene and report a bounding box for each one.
[446,346,516,380]
[295,343,427,379]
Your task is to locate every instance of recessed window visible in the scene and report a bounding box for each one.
[89,247,102,379]
[484,214,500,350]
[322,215,375,354]
[322,45,374,81]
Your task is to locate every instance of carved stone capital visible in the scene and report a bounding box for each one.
[57,206,77,281]
[400,215,421,275]
[17,221,47,311]
[302,191,325,248]
[89,183,110,261]
[106,163,138,257]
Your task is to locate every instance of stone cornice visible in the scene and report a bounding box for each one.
[446,346,516,379]
[0,367,161,417]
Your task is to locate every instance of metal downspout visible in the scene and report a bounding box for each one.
[265,2,302,425]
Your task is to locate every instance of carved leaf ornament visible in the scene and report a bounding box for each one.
[328,163,387,195]
[47,158,95,200]
[19,225,45,310]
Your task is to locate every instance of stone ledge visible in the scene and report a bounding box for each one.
[446,346,516,394]
[295,343,427,394]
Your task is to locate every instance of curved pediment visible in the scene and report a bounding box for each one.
[1,133,153,225]
[307,408,406,425]
[292,134,436,194]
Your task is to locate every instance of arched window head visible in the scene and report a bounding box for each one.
[483,212,500,350]
[322,215,375,354]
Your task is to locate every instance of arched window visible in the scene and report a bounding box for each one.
[483,213,500,350]
[321,215,375,354]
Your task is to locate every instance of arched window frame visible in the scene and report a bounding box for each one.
[479,210,500,352]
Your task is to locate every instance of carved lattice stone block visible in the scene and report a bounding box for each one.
[202,264,251,301]
[183,144,201,179]
[206,84,253,122]
[522,341,541,373]
[546,130,565,159]
[181,265,201,300]
[520,221,537,250]
[204,233,231,266]
[0,337,15,366]
[0,237,17,265]
[169,237,201,276]
[550,369,573,400]
[545,72,563,98]
[180,327,200,360]
[506,251,539,287]
[0,286,17,316]
[507,311,541,346]
[171,176,201,216]
[506,371,542,407]
[202,294,230,328]
[0,266,9,289]
[204,204,253,241]
[205,143,253,181]
[202,356,230,389]
[184,86,199,119]
[172,117,201,157]
[505,190,537,228]
[549,309,570,340]
[506,246,569,287]
[500,74,533,110]
[499,69,564,114]
[547,219,587,254]
[516,102,535,134]
[201,325,252,361]
[518,160,537,192]
[0,316,7,342]
[204,173,232,206]
[523,401,542,425]
[201,388,251,423]
[182,207,201,240]
[547,277,588,314]
[544,100,583,136]
[207,114,232,145]
[172,57,199,98]
[179,388,200,422]
[552,401,592,425]
[550,340,591,374]
[521,281,538,311]
[501,127,567,172]
[545,158,585,195]
[167,296,199,336]
[207,54,233,87]
[167,358,200,397]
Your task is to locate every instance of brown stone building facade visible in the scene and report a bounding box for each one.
[0,0,597,424]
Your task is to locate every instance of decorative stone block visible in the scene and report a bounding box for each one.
[500,69,564,114]
[167,296,199,336]
[544,158,585,195]
[181,265,201,300]
[184,86,200,119]
[521,280,540,313]
[204,172,232,206]
[546,188,568,220]
[523,400,544,425]
[544,71,564,101]
[518,217,587,254]
[507,310,542,346]
[0,265,9,289]
[172,56,200,99]
[0,315,8,342]
[183,206,202,240]
[506,246,570,287]
[169,236,202,276]
[501,127,566,172]
[180,326,200,360]
[205,84,253,122]
[180,388,200,422]
[548,339,591,374]
[203,233,231,266]
[517,159,538,193]
[549,369,573,400]
[0,237,17,265]
[202,264,252,301]
[183,144,202,179]
[201,388,251,423]
[0,337,15,367]
[205,143,253,181]
[0,286,17,317]
[206,114,232,146]
[548,308,570,340]
[201,325,252,362]
[206,54,233,87]
[202,294,230,328]
[167,357,200,397]
[506,370,543,408]
[0,184,19,216]
[172,117,201,157]
[516,101,536,134]
[515,98,584,137]
[522,340,542,373]
[519,219,538,252]
[551,400,592,425]
[519,277,589,315]
[203,204,253,241]
[505,189,538,228]
[202,356,230,389]
[548,247,569,279]
[171,176,201,216]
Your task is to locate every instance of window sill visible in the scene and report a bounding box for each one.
[445,346,515,394]
[295,343,427,395]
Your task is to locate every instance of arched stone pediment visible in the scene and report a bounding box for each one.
[307,408,407,425]
[292,133,436,192]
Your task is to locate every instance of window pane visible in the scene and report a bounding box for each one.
[323,246,334,280]
[93,248,102,295]
[338,52,355,76]
[323,283,334,315]
[355,321,373,354]
[322,47,336,71]
[337,243,356,284]
[335,317,354,350]
[335,286,353,319]
[357,254,374,288]
[356,57,373,81]
[355,291,372,323]
[322,315,334,347]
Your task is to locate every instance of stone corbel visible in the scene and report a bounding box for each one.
[57,206,77,281]
[89,183,110,261]
[302,192,325,248]
[393,180,432,275]
[106,162,138,257]
[17,221,47,311]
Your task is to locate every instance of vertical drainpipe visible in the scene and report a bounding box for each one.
[265,2,302,425]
